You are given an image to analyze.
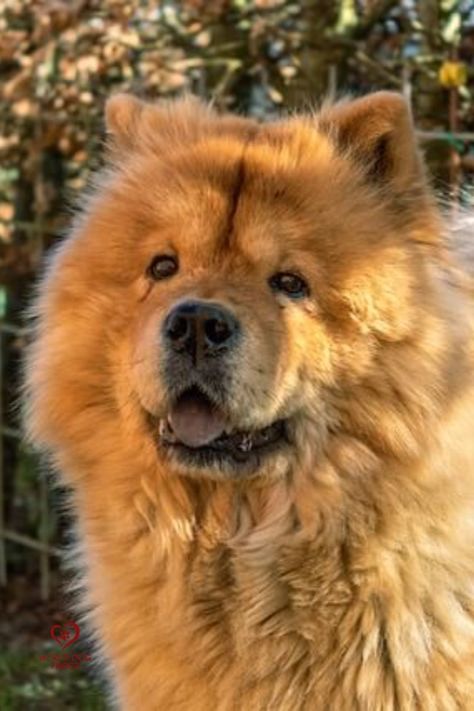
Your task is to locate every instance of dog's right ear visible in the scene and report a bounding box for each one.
[105,93,146,150]
[104,93,211,154]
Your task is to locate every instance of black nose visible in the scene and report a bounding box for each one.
[163,300,240,360]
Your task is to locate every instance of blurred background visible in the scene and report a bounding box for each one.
[0,1,473,708]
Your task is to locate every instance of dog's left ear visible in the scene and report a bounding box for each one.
[320,92,425,192]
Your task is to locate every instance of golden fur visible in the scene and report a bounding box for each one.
[23,92,474,710]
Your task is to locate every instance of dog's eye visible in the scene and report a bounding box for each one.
[147,255,178,281]
[269,272,309,299]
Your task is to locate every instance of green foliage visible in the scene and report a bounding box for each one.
[0,644,107,710]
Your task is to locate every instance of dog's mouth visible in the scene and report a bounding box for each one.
[156,386,287,469]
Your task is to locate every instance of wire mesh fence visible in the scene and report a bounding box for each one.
[0,321,61,601]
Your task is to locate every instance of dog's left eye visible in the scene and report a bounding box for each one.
[269,272,309,299]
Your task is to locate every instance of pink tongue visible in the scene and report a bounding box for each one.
[168,392,226,448]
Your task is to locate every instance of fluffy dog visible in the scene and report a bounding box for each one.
[23,92,474,710]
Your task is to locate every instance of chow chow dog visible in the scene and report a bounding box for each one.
[23,92,474,710]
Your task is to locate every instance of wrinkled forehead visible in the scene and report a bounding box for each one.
[121,121,350,267]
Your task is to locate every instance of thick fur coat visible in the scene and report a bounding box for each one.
[23,92,474,710]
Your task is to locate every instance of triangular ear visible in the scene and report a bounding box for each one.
[105,93,147,149]
[104,93,214,154]
[319,92,425,191]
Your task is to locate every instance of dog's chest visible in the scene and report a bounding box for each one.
[185,534,353,670]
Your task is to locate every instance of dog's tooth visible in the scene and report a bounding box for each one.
[238,434,253,452]
[159,418,177,442]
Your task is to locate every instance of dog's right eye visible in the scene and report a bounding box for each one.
[147,255,178,281]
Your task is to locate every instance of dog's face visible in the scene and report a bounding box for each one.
[25,93,441,483]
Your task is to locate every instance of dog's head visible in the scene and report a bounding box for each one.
[24,93,448,484]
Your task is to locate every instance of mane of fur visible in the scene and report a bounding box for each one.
[21,96,474,710]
